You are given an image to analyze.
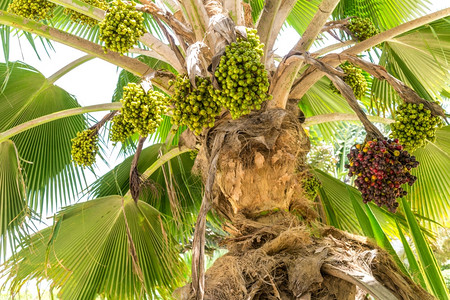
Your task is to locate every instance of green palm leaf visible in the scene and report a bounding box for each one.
[300,78,355,141]
[90,143,202,241]
[2,195,187,299]
[0,140,28,260]
[333,0,429,30]
[314,169,416,238]
[372,18,450,113]
[0,61,86,215]
[404,125,450,229]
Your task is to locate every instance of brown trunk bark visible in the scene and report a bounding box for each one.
[175,108,433,300]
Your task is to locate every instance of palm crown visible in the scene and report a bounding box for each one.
[0,0,449,298]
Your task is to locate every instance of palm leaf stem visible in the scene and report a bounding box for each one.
[47,54,95,84]
[268,0,341,110]
[47,0,184,71]
[290,8,450,99]
[0,11,173,92]
[304,113,394,127]
[0,103,122,143]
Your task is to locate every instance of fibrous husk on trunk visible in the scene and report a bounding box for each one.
[177,108,433,300]
[175,213,434,300]
[193,108,312,220]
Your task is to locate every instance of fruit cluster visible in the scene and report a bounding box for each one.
[7,0,55,21]
[64,0,107,27]
[117,83,167,138]
[301,175,322,201]
[71,129,99,167]
[212,29,271,119]
[345,138,419,212]
[347,17,379,41]
[99,0,145,54]
[170,75,221,135]
[330,64,368,99]
[109,113,135,144]
[390,103,443,151]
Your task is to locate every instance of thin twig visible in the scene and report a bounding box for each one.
[130,136,147,203]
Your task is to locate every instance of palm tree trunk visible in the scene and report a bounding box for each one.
[175,108,433,300]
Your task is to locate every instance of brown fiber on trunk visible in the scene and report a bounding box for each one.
[175,108,433,300]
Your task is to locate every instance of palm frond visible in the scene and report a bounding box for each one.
[0,140,28,260]
[333,0,429,30]
[314,169,418,238]
[404,125,450,229]
[90,143,203,242]
[2,195,187,299]
[300,77,355,141]
[0,61,87,215]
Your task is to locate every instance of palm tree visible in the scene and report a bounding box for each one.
[0,0,449,298]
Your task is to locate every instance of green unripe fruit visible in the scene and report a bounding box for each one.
[347,17,380,42]
[330,64,368,99]
[64,0,107,26]
[169,75,221,135]
[71,129,99,167]
[390,102,443,151]
[301,175,322,201]
[99,0,146,55]
[213,28,271,119]
[8,0,55,21]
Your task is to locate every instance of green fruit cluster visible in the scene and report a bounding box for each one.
[7,0,55,21]
[212,29,271,119]
[120,83,168,137]
[330,64,368,99]
[64,0,107,27]
[71,129,99,167]
[301,175,321,201]
[390,103,443,151]
[170,75,221,135]
[99,0,145,54]
[347,17,379,41]
[109,113,135,144]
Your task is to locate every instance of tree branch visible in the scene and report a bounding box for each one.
[0,11,173,92]
[294,53,383,139]
[290,8,450,100]
[134,2,195,44]
[0,103,122,143]
[48,0,184,72]
[179,0,211,45]
[47,54,95,84]
[304,113,394,127]
[329,53,446,117]
[268,0,340,110]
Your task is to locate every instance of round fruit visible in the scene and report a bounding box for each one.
[301,175,322,201]
[330,64,368,99]
[390,103,443,151]
[7,0,55,21]
[170,75,221,135]
[345,138,419,212]
[99,0,146,54]
[109,113,135,144]
[64,0,108,27]
[347,17,379,41]
[212,28,271,119]
[120,83,168,137]
[71,129,99,167]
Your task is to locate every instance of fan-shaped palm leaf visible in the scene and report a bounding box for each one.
[300,78,355,141]
[0,61,86,215]
[404,125,450,229]
[2,195,187,299]
[314,169,422,238]
[0,140,28,260]
[371,18,450,113]
[90,143,202,241]
[332,0,429,30]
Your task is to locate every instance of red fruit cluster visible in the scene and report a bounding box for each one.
[345,138,419,212]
